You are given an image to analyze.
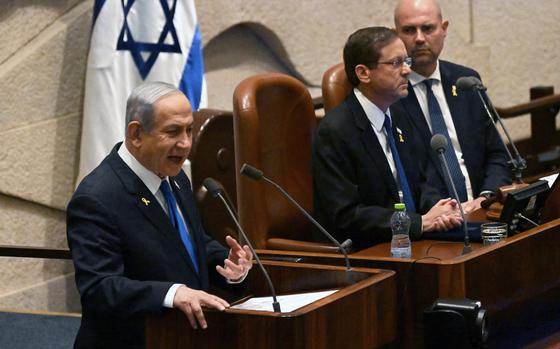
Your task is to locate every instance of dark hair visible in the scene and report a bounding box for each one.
[343,27,398,86]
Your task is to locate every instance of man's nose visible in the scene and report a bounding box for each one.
[177,133,191,149]
[415,29,426,43]
[402,64,411,76]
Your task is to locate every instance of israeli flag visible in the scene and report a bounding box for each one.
[77,0,206,183]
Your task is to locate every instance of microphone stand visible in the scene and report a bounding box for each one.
[240,164,354,284]
[436,149,471,254]
[473,86,527,184]
[215,193,281,312]
[261,176,353,274]
[203,178,281,312]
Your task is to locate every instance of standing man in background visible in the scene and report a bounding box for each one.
[312,27,461,249]
[393,0,511,212]
[67,82,252,348]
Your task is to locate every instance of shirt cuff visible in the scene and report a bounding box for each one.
[163,283,184,308]
[227,270,249,284]
[478,190,494,199]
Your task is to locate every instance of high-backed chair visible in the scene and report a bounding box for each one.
[233,73,339,252]
[321,63,352,114]
[189,109,238,243]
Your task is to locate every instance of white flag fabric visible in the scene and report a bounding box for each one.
[77,0,206,183]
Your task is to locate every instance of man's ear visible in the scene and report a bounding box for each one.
[441,19,449,37]
[126,121,143,148]
[355,64,372,84]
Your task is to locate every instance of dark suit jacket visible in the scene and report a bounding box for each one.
[312,91,440,249]
[67,143,236,348]
[392,60,511,198]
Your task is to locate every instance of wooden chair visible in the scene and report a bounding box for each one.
[233,73,339,252]
[189,109,238,243]
[321,62,352,114]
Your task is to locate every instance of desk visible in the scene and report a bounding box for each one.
[259,218,560,347]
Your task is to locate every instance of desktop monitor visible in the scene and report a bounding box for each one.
[499,180,550,234]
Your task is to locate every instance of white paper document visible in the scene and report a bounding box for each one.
[231,289,339,313]
[540,173,559,188]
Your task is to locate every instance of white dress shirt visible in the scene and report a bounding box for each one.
[354,88,398,184]
[408,60,474,200]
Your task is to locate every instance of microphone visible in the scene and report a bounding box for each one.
[203,177,281,312]
[456,76,485,91]
[456,76,526,183]
[240,163,354,282]
[430,134,471,254]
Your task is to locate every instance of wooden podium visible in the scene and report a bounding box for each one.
[258,218,560,347]
[145,261,397,349]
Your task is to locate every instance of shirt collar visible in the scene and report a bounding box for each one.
[409,59,441,87]
[118,143,168,195]
[353,88,390,132]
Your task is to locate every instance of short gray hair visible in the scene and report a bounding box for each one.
[125,81,183,133]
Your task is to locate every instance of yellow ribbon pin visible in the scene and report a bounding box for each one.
[141,197,150,206]
[399,134,405,143]
[452,85,457,97]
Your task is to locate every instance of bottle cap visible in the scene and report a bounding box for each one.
[394,203,406,210]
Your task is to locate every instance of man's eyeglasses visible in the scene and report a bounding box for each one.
[377,57,412,69]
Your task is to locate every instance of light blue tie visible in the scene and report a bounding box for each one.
[160,180,199,273]
[423,79,468,202]
[383,114,416,213]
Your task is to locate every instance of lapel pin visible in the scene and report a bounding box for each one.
[452,85,457,97]
[174,180,180,190]
[141,197,151,206]
[396,128,405,142]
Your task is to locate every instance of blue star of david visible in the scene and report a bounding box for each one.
[116,0,183,79]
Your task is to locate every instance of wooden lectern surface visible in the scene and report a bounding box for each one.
[146,262,397,349]
[258,217,560,348]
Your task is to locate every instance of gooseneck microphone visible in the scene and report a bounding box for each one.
[456,76,526,183]
[240,164,354,282]
[203,178,281,312]
[431,134,471,254]
[455,76,483,91]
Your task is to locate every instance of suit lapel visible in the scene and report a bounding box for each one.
[440,62,469,156]
[347,94,399,201]
[390,110,415,188]
[107,145,200,276]
[401,84,433,142]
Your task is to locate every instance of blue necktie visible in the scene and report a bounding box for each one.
[423,79,468,202]
[160,180,199,273]
[383,114,416,213]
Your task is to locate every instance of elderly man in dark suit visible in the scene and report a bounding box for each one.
[67,82,253,348]
[393,0,511,213]
[313,27,462,249]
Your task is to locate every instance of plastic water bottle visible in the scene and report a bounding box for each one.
[390,203,411,258]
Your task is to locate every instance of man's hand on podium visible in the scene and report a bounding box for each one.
[173,286,230,330]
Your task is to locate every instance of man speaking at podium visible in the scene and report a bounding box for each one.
[313,27,462,249]
[67,82,253,348]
